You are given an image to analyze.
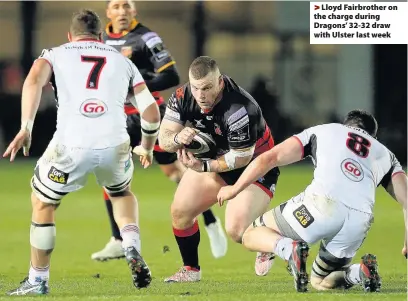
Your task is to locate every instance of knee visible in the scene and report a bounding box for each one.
[310,276,329,291]
[31,193,57,212]
[311,275,336,291]
[225,220,247,243]
[171,202,194,229]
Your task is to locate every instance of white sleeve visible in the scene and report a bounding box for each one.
[37,49,54,68]
[379,151,406,187]
[293,125,320,158]
[129,60,145,88]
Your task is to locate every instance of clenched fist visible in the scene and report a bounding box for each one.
[175,127,199,146]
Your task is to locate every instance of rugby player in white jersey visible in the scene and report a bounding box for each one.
[3,9,160,295]
[218,109,407,293]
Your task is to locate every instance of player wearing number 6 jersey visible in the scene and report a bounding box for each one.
[218,109,407,293]
[3,9,159,295]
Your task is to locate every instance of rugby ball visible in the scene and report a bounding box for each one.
[184,132,217,159]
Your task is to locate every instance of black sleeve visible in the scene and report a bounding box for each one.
[143,65,180,92]
[225,104,258,149]
[162,86,187,125]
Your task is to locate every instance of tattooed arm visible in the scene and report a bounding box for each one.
[158,119,185,153]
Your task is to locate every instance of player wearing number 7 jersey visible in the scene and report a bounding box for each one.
[3,9,159,295]
[217,109,407,293]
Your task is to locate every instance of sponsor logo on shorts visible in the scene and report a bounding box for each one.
[293,204,314,228]
[80,99,108,118]
[341,158,364,182]
[48,166,69,184]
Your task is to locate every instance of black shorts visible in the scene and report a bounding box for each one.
[127,104,177,165]
[219,166,280,198]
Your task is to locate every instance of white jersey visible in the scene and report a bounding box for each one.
[38,40,144,149]
[294,123,405,214]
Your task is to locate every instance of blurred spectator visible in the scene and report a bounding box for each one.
[249,75,300,143]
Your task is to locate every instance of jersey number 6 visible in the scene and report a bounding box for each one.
[346,132,371,158]
[81,56,107,90]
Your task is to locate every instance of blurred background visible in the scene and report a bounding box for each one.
[0,1,406,164]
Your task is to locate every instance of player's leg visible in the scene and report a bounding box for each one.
[90,189,125,261]
[8,143,87,295]
[310,210,379,292]
[156,150,227,259]
[242,192,346,292]
[221,167,279,276]
[164,169,225,282]
[95,141,150,288]
[91,114,141,261]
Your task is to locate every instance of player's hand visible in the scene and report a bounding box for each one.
[175,127,199,146]
[217,185,239,206]
[132,145,153,169]
[2,129,31,162]
[177,149,203,172]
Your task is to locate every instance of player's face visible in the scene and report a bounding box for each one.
[106,0,136,32]
[189,72,222,111]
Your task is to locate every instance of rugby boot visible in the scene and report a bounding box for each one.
[287,240,310,292]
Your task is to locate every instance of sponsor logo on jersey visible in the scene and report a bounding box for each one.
[341,158,364,182]
[80,99,108,118]
[48,166,69,184]
[228,124,250,142]
[293,205,314,228]
[121,46,132,58]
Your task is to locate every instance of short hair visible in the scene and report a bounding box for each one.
[70,9,101,38]
[343,109,378,137]
[189,56,219,80]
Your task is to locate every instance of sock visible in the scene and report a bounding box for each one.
[275,237,294,261]
[120,224,141,253]
[345,264,361,285]
[104,190,122,241]
[28,263,49,285]
[173,220,200,270]
[202,209,217,226]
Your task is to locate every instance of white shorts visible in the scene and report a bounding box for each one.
[272,191,373,259]
[31,138,134,204]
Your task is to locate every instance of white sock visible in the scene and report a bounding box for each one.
[28,263,49,285]
[275,237,294,261]
[120,223,141,253]
[346,264,361,285]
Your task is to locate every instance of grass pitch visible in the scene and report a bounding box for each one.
[0,160,406,300]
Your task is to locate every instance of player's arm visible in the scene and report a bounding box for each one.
[380,156,407,256]
[205,105,258,173]
[222,126,313,197]
[227,137,303,195]
[159,119,185,153]
[142,32,180,91]
[127,61,160,152]
[158,90,189,152]
[21,50,53,133]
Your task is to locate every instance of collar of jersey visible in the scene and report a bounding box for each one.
[105,18,139,38]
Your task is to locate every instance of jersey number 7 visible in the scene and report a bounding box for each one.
[346,132,371,158]
[81,56,106,90]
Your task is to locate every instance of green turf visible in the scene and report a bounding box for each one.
[0,160,406,300]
